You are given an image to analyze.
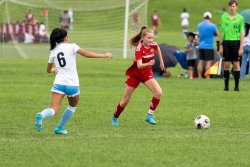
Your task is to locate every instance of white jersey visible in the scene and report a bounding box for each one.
[180,12,189,27]
[48,43,80,86]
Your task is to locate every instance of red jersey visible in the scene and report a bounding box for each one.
[151,14,159,26]
[126,42,158,78]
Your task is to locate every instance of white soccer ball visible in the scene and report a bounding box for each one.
[194,115,210,129]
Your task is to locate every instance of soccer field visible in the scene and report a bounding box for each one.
[1,0,250,166]
[1,58,250,166]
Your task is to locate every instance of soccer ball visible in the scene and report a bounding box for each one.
[194,115,210,129]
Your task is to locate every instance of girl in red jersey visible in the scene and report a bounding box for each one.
[112,26,165,126]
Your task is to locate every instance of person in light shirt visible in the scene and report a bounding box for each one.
[181,8,189,38]
[151,10,160,36]
[35,28,112,135]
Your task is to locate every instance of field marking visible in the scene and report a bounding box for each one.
[5,1,28,59]
[0,0,5,5]
[1,131,250,142]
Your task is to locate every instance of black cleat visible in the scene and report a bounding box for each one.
[234,87,239,91]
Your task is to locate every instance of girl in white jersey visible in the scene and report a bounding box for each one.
[35,28,112,135]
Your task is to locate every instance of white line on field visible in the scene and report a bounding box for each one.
[1,131,250,142]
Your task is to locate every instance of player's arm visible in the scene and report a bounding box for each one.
[218,31,223,55]
[214,31,218,36]
[156,46,165,71]
[47,63,57,74]
[184,47,191,52]
[77,49,112,58]
[136,59,155,69]
[239,31,244,56]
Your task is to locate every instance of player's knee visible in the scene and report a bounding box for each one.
[154,89,163,98]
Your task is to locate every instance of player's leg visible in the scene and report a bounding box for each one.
[224,61,230,91]
[36,92,64,132]
[205,60,212,79]
[112,84,136,126]
[223,42,231,91]
[233,61,240,91]
[232,41,241,91]
[187,66,192,79]
[144,78,162,125]
[54,86,80,135]
[247,48,250,79]
[240,48,247,79]
[197,59,203,79]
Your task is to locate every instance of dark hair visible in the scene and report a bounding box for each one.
[245,23,250,37]
[49,28,67,50]
[129,26,153,46]
[228,0,238,6]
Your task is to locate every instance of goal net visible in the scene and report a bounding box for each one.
[0,0,148,59]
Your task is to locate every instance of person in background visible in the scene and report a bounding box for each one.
[219,0,244,91]
[35,28,112,135]
[151,10,160,36]
[180,8,189,38]
[26,10,34,25]
[185,32,198,79]
[60,10,70,30]
[38,22,49,43]
[240,23,250,79]
[197,11,218,79]
[68,8,74,31]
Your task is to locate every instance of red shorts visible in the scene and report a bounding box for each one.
[125,72,154,88]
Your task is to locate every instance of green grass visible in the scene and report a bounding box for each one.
[1,0,250,166]
[1,58,250,167]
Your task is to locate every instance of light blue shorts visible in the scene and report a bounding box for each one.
[51,84,80,97]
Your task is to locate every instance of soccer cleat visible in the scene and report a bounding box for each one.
[224,87,229,91]
[54,126,68,135]
[145,114,156,125]
[35,113,43,132]
[234,87,240,91]
[112,117,118,126]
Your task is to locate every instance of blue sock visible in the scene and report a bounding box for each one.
[58,106,76,128]
[40,108,55,119]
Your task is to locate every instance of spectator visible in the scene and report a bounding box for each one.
[185,32,198,79]
[60,10,70,30]
[151,10,160,36]
[219,0,244,91]
[68,8,74,31]
[240,23,250,79]
[38,22,49,43]
[180,8,189,38]
[197,11,218,79]
[26,10,34,25]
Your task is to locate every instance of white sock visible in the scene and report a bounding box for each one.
[148,109,154,115]
[40,108,55,119]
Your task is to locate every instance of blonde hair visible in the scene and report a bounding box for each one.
[129,26,154,47]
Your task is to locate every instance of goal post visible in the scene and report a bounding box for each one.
[123,0,148,59]
[0,0,148,59]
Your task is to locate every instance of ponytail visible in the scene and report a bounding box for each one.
[129,26,148,47]
[49,28,67,50]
